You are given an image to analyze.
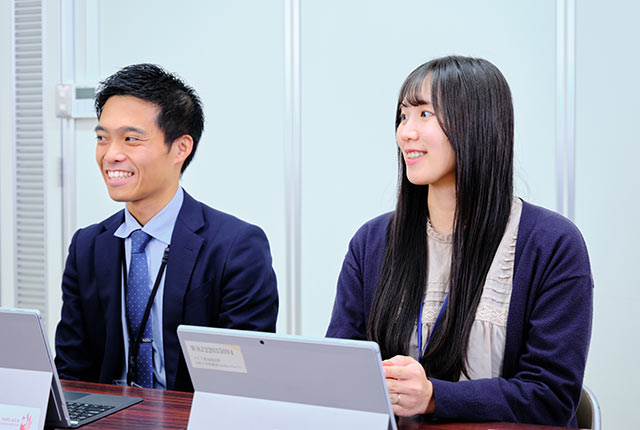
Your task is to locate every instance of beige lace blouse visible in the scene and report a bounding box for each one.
[408,197,523,380]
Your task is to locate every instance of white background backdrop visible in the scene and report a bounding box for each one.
[0,1,637,428]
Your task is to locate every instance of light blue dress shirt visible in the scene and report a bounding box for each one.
[114,186,184,388]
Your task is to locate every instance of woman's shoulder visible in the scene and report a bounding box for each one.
[519,199,585,244]
[518,199,591,277]
[357,211,394,233]
[344,212,394,262]
[350,212,393,244]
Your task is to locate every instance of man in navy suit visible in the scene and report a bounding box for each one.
[54,64,278,391]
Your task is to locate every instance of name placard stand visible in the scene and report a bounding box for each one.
[0,367,52,430]
[187,391,392,430]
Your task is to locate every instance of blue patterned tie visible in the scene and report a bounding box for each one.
[126,229,154,387]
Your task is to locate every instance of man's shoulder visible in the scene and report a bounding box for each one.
[180,192,267,240]
[178,195,273,273]
[200,202,256,228]
[72,210,124,244]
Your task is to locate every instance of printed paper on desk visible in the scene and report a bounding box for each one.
[0,405,40,430]
[184,341,248,373]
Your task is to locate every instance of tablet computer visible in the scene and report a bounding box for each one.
[0,308,142,428]
[177,325,397,430]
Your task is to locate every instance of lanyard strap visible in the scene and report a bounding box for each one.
[121,242,170,386]
[417,293,449,361]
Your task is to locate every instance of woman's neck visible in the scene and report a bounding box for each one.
[427,184,456,235]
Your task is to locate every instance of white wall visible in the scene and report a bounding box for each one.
[300,0,558,337]
[43,0,64,346]
[0,0,64,344]
[0,0,14,308]
[575,1,640,428]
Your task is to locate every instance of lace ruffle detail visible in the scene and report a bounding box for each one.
[426,218,453,243]
[474,302,509,326]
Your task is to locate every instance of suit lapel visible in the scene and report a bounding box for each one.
[95,211,126,379]
[163,192,204,389]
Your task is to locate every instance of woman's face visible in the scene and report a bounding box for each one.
[396,80,456,189]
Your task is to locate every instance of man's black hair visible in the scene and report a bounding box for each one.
[95,63,204,173]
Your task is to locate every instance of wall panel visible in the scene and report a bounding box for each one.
[301,0,558,336]
[575,1,640,427]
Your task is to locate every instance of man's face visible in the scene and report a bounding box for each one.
[95,95,182,221]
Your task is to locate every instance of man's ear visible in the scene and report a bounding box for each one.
[172,134,194,167]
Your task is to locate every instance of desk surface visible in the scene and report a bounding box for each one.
[60,380,572,430]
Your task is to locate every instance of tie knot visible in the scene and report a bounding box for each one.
[130,230,152,254]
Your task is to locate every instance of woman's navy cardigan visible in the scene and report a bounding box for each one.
[326,200,593,427]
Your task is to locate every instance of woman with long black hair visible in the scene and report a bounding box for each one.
[326,56,592,427]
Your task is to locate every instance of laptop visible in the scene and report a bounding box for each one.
[0,308,142,428]
[177,325,398,430]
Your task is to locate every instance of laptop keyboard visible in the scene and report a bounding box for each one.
[66,402,115,424]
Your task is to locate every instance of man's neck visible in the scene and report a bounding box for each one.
[126,184,179,226]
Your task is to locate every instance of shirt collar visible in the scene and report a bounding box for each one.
[114,186,184,244]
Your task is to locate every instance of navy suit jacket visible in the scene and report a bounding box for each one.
[54,191,278,391]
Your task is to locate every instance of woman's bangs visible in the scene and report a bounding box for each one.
[399,74,428,107]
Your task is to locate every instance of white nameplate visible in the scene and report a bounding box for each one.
[188,392,391,430]
[0,368,51,430]
[0,405,41,430]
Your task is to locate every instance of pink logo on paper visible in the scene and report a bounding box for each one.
[19,414,31,430]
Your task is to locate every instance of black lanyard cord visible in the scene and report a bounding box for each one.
[122,243,170,386]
